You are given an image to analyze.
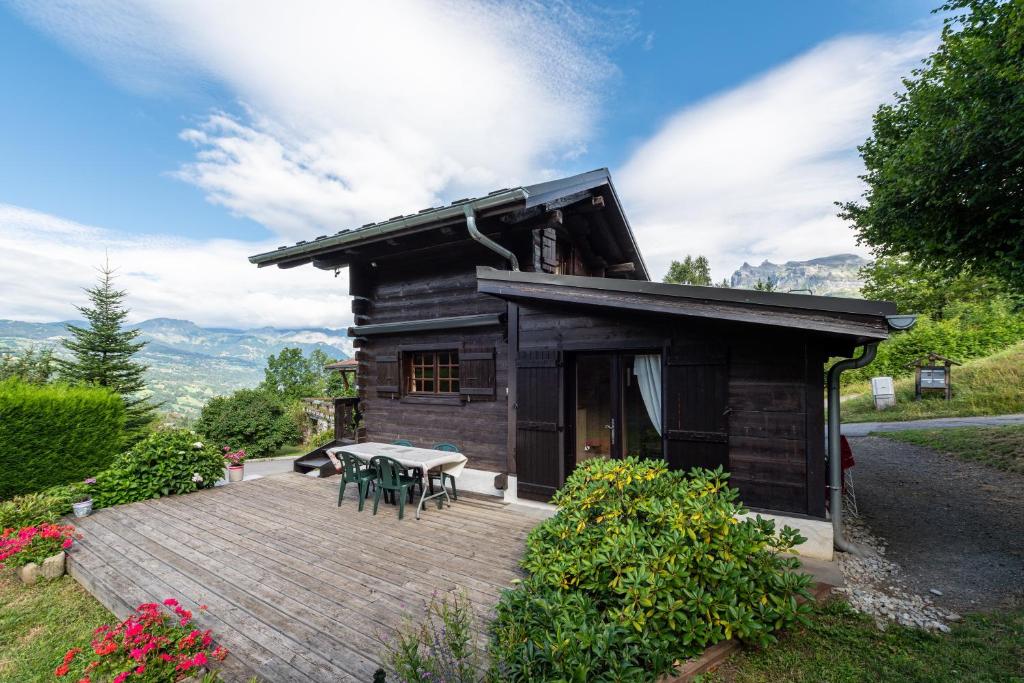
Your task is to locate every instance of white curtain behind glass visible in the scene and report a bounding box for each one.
[633,354,662,436]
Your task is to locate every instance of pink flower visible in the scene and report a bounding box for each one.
[193,651,208,666]
[162,598,179,607]
[112,672,129,683]
[62,538,73,549]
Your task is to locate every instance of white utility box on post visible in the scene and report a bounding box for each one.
[871,376,896,410]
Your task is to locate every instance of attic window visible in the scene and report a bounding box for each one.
[406,351,460,395]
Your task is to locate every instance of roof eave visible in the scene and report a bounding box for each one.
[248,188,529,268]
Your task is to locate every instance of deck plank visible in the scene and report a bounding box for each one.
[67,473,540,683]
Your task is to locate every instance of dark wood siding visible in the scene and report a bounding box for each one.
[515,350,563,501]
[354,249,509,473]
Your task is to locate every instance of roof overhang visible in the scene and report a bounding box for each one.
[476,267,898,342]
[247,168,650,280]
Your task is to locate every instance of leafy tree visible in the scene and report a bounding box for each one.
[0,347,56,384]
[840,0,1024,293]
[860,254,1016,318]
[753,277,779,292]
[195,388,301,457]
[262,346,351,399]
[59,262,157,434]
[663,255,712,286]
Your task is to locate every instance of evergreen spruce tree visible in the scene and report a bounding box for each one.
[60,261,157,434]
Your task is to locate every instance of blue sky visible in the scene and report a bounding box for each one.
[0,0,938,328]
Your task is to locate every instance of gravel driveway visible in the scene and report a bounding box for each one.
[849,436,1024,613]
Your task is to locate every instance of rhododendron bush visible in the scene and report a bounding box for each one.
[0,523,77,568]
[56,599,228,682]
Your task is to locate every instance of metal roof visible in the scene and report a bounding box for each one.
[247,168,649,279]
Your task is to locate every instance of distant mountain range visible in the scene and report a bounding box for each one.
[0,318,350,420]
[729,254,868,297]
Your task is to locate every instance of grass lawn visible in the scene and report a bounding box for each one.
[876,425,1024,475]
[0,573,112,683]
[842,342,1024,423]
[263,442,308,459]
[706,600,1024,683]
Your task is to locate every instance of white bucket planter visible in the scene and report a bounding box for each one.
[72,499,93,518]
[227,465,245,483]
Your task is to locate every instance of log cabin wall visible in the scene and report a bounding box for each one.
[515,302,829,517]
[352,248,511,474]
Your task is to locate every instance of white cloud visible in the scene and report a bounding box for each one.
[11,0,615,240]
[0,204,350,329]
[618,32,936,281]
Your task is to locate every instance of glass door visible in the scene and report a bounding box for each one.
[572,353,663,472]
[574,354,615,465]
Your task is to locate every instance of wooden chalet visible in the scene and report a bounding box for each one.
[250,169,900,521]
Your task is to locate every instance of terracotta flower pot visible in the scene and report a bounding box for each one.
[228,465,244,483]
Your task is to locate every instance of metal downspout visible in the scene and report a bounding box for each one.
[464,206,519,271]
[827,342,878,554]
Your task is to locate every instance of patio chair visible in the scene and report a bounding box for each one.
[429,442,459,500]
[369,455,418,520]
[337,451,375,512]
[392,439,423,494]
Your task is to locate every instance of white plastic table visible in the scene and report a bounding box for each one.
[325,442,468,519]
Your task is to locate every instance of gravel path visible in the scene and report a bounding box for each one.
[848,436,1024,613]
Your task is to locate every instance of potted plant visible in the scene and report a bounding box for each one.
[224,447,247,483]
[0,523,79,584]
[71,477,96,518]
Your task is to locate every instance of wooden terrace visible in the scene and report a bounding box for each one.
[67,474,546,682]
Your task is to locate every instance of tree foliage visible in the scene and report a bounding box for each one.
[663,255,712,286]
[261,347,351,400]
[0,347,56,385]
[195,388,301,458]
[860,254,1017,318]
[840,0,1024,293]
[59,262,157,434]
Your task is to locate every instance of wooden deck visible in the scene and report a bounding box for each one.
[67,473,545,682]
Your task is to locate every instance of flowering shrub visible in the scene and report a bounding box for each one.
[93,431,225,508]
[489,458,813,682]
[56,599,228,682]
[381,591,482,683]
[222,447,247,467]
[0,523,78,568]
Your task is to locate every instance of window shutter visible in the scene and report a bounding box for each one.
[664,343,729,472]
[376,354,400,396]
[459,348,496,400]
[515,349,563,500]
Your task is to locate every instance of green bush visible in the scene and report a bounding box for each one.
[0,379,125,500]
[0,483,89,530]
[195,389,301,458]
[308,428,335,448]
[840,300,1024,385]
[93,430,225,508]
[490,459,812,682]
[381,591,482,682]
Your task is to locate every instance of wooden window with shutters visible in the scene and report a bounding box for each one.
[405,350,460,395]
[376,354,400,397]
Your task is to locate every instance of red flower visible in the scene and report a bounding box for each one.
[211,645,228,660]
[77,678,91,683]
[62,538,73,549]
[162,598,179,607]
[134,664,146,674]
[193,651,208,666]
[112,672,129,683]
[54,663,70,677]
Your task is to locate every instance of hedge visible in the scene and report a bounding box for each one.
[0,379,126,500]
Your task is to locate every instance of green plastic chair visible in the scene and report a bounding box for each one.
[370,455,418,520]
[337,451,375,511]
[430,443,459,500]
[392,439,423,494]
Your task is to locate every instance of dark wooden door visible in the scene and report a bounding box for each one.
[664,344,730,472]
[515,349,563,501]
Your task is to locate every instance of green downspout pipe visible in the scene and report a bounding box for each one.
[464,206,519,271]
[826,342,878,555]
